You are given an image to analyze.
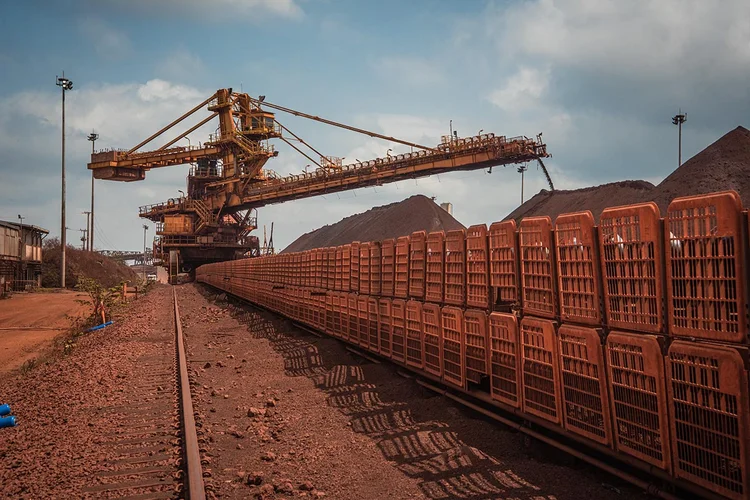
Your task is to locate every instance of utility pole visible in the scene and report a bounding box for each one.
[82,211,91,250]
[79,228,88,250]
[88,131,98,252]
[56,74,73,288]
[517,164,528,205]
[672,110,687,168]
[142,224,149,281]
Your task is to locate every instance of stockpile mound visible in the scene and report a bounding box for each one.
[504,180,655,223]
[283,195,465,253]
[506,125,750,221]
[650,126,750,213]
[41,239,139,288]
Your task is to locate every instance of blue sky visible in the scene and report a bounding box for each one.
[1,0,749,251]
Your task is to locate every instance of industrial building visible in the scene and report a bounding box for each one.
[0,220,48,294]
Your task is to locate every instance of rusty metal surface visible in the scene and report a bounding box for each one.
[425,231,445,304]
[667,341,750,499]
[599,202,664,334]
[444,229,466,307]
[422,303,443,378]
[489,312,521,409]
[606,331,671,472]
[464,309,489,385]
[489,220,519,307]
[555,211,602,325]
[390,299,406,363]
[441,306,465,390]
[665,191,747,343]
[466,224,490,310]
[409,231,427,300]
[378,298,392,357]
[520,316,562,425]
[405,300,424,369]
[381,238,396,298]
[395,236,410,299]
[520,217,557,319]
[557,324,612,447]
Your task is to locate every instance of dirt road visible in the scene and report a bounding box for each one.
[179,284,637,499]
[0,291,90,373]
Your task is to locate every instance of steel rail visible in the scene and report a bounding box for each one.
[173,287,206,500]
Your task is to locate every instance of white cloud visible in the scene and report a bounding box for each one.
[77,18,132,58]
[494,0,750,79]
[488,67,550,112]
[373,56,446,86]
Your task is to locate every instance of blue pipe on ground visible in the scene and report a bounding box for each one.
[85,321,114,332]
[0,404,10,416]
[0,416,16,428]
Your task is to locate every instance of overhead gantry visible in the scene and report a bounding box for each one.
[88,88,551,274]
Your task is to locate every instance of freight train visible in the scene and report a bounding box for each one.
[197,190,750,500]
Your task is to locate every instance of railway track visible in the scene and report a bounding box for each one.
[81,287,204,499]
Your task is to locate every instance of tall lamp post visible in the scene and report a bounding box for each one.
[87,131,99,252]
[517,164,528,205]
[672,110,687,168]
[142,224,149,281]
[56,74,73,288]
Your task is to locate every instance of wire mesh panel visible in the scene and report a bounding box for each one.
[381,238,396,298]
[520,316,562,425]
[370,241,382,296]
[422,303,442,378]
[445,229,467,307]
[520,217,557,319]
[667,341,750,499]
[395,236,410,298]
[342,244,352,293]
[558,324,612,446]
[326,247,336,291]
[367,297,379,353]
[489,220,519,308]
[606,332,671,472]
[334,246,343,291]
[489,313,520,408]
[357,295,369,348]
[666,191,747,343]
[391,299,406,363]
[441,306,465,389]
[326,292,338,337]
[314,249,323,289]
[378,298,392,357]
[409,231,427,299]
[599,202,664,334]
[426,231,445,304]
[405,300,424,369]
[464,310,489,385]
[359,242,371,296]
[348,293,359,343]
[466,224,490,310]
[350,241,360,293]
[555,211,602,326]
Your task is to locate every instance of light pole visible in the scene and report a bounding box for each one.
[142,224,149,281]
[672,111,687,168]
[88,131,98,252]
[518,164,528,204]
[57,74,73,288]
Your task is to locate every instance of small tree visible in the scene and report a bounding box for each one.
[75,277,120,323]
